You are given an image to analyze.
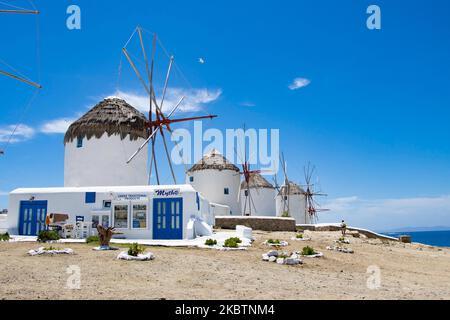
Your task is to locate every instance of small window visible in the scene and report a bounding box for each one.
[132,204,147,229]
[76,135,83,148]
[189,176,194,182]
[114,204,128,228]
[244,190,249,196]
[85,192,96,203]
[224,188,229,195]
[103,200,111,208]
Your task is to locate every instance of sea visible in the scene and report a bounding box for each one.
[383,230,450,248]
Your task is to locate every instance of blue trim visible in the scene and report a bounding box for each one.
[85,192,96,203]
[153,198,183,239]
[18,200,48,236]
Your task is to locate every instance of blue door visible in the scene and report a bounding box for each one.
[153,198,183,239]
[19,201,48,236]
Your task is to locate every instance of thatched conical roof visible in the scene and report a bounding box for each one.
[241,172,274,189]
[64,97,148,144]
[277,181,305,196]
[187,149,240,173]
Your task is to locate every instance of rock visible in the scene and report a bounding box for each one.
[290,253,299,259]
[267,250,278,257]
[276,258,285,264]
[262,254,269,261]
[285,258,302,265]
[269,256,277,262]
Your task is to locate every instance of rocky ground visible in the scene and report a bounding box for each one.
[0,230,449,300]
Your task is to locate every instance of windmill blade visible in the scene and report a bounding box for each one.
[160,55,174,111]
[126,126,159,163]
[122,48,151,96]
[167,96,185,118]
[159,126,177,184]
[0,69,42,88]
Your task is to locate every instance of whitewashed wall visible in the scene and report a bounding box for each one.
[240,188,276,216]
[187,169,241,215]
[276,194,309,224]
[64,133,148,187]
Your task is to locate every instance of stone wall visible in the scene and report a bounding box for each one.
[215,216,296,232]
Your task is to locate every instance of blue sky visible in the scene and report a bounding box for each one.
[1,0,450,230]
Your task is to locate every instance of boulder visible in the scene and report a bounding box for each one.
[267,250,278,257]
[285,258,302,265]
[262,254,269,261]
[276,258,285,264]
[269,256,277,262]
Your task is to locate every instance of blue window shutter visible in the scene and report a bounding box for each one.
[85,192,96,203]
[77,136,83,148]
[196,192,200,210]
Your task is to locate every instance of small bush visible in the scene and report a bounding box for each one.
[339,237,345,242]
[37,230,60,242]
[267,239,281,244]
[0,232,10,241]
[128,242,146,256]
[296,233,303,239]
[43,246,60,251]
[301,246,316,256]
[281,211,290,217]
[204,238,217,246]
[224,237,241,248]
[86,235,99,244]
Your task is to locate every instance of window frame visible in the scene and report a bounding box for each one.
[76,135,83,148]
[224,187,229,195]
[112,202,130,230]
[131,202,148,230]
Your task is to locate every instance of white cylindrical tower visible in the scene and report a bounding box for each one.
[186,149,241,215]
[240,173,276,216]
[275,181,309,224]
[64,97,149,187]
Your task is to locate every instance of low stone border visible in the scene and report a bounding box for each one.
[263,240,289,247]
[290,237,311,241]
[93,246,119,251]
[197,244,247,251]
[28,247,74,256]
[334,239,350,244]
[117,251,155,261]
[326,246,354,254]
[296,251,324,258]
[261,250,302,265]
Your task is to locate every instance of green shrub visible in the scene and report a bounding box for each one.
[296,233,303,239]
[281,211,290,217]
[43,246,60,251]
[86,235,99,244]
[267,239,281,244]
[128,242,145,256]
[0,232,10,241]
[204,238,217,246]
[339,236,345,241]
[301,246,316,256]
[223,237,241,248]
[37,230,60,242]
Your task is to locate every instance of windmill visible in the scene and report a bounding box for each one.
[121,26,217,185]
[273,152,291,216]
[302,162,329,223]
[0,0,41,157]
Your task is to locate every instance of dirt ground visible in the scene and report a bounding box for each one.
[0,230,449,300]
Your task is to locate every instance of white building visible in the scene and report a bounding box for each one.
[6,97,214,240]
[7,185,213,239]
[64,97,149,187]
[275,181,310,224]
[240,173,276,216]
[186,149,241,215]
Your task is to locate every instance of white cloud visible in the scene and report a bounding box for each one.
[288,77,311,90]
[321,195,450,231]
[113,87,222,114]
[40,118,76,134]
[0,124,35,143]
[240,102,256,107]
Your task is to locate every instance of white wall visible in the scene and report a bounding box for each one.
[0,214,7,233]
[7,185,204,239]
[64,133,148,187]
[187,169,241,215]
[240,188,276,216]
[276,194,310,224]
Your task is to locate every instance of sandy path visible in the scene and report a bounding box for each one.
[0,230,449,300]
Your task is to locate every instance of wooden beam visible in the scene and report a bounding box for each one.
[0,69,42,88]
